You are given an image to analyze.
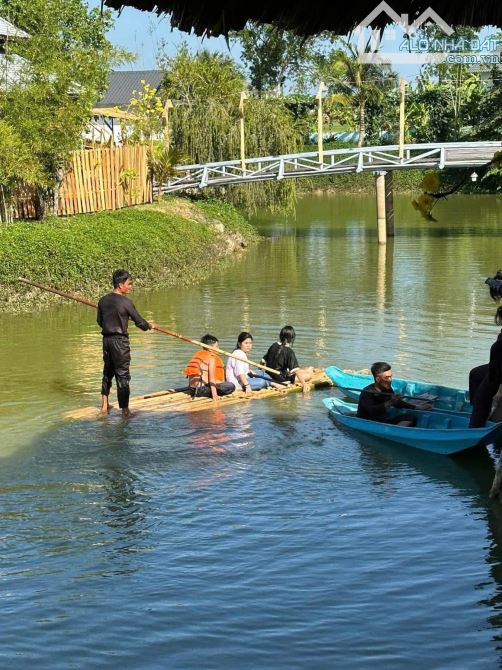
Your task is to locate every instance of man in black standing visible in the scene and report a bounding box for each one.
[97,269,155,418]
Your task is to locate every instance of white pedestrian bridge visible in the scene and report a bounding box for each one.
[162,141,502,193]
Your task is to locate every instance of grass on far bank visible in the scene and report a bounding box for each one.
[0,195,259,311]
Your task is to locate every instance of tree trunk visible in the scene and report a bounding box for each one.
[34,187,46,220]
[358,101,366,148]
[0,184,13,223]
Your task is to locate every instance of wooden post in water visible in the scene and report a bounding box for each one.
[384,171,395,237]
[376,243,386,312]
[375,171,387,244]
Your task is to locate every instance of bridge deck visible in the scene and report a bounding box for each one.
[161,142,502,193]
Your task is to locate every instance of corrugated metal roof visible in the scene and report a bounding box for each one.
[0,16,29,39]
[95,70,164,109]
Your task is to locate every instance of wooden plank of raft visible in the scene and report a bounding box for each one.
[63,371,332,421]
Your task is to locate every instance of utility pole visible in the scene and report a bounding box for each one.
[399,78,406,160]
[316,81,328,164]
[162,98,174,147]
[239,91,248,173]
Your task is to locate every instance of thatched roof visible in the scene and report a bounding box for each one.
[103,1,502,36]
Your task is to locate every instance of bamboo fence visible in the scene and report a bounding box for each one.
[12,145,153,220]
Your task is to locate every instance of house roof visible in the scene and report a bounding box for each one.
[102,1,502,37]
[95,69,164,109]
[0,16,29,39]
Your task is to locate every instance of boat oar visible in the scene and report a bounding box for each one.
[17,277,283,378]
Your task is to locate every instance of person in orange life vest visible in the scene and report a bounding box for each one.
[183,334,235,401]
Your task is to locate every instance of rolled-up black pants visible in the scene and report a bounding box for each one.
[101,335,131,409]
[192,382,235,398]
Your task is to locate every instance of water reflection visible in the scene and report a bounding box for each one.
[4,193,502,667]
[337,426,502,661]
[186,408,235,454]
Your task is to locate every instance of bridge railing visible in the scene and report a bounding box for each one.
[162,141,502,193]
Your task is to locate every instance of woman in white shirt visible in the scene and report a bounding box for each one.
[226,332,272,392]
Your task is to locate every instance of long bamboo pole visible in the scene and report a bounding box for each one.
[17,278,281,377]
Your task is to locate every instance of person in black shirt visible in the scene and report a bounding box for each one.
[262,325,314,392]
[97,269,155,417]
[357,362,431,426]
[469,307,502,428]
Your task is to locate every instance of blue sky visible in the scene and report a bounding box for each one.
[89,1,241,70]
[90,2,499,85]
[90,1,420,81]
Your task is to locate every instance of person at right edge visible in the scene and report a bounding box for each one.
[97,269,155,418]
[469,306,502,428]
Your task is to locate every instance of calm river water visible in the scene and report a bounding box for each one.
[2,193,502,668]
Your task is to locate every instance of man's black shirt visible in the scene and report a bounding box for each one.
[488,330,502,387]
[97,292,150,337]
[357,382,414,422]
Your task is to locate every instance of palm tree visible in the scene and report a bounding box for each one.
[147,144,187,201]
[317,39,396,147]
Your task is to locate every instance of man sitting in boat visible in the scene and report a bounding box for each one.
[183,334,235,401]
[357,362,426,426]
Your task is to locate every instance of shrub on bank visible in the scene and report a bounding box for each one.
[297,168,425,193]
[0,196,258,309]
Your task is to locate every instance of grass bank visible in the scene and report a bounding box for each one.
[0,196,259,311]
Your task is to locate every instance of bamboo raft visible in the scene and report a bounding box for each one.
[64,369,332,421]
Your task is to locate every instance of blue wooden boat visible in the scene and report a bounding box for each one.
[325,365,471,414]
[323,397,502,455]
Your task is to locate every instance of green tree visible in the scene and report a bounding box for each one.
[475,67,502,140]
[406,84,453,143]
[124,80,165,145]
[314,39,397,146]
[160,44,245,107]
[0,120,41,221]
[160,45,305,212]
[147,144,186,201]
[364,89,400,145]
[406,70,483,143]
[0,0,119,218]
[406,26,485,142]
[230,22,317,94]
